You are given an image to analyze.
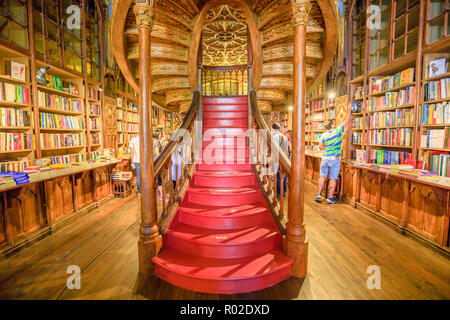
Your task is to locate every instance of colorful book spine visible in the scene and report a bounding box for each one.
[368,128,413,147]
[0,132,33,151]
[39,133,86,148]
[89,103,101,115]
[0,82,30,104]
[0,159,32,173]
[37,91,82,113]
[424,78,450,102]
[369,149,412,165]
[0,107,31,127]
[49,153,85,165]
[421,102,450,124]
[420,128,450,149]
[91,133,101,145]
[40,112,85,130]
[128,123,139,132]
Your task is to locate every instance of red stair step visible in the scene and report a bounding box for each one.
[193,171,256,188]
[178,202,270,229]
[153,248,292,294]
[187,186,260,206]
[203,111,247,119]
[203,118,248,128]
[202,127,249,137]
[197,162,252,171]
[203,97,248,105]
[203,104,248,112]
[165,223,281,259]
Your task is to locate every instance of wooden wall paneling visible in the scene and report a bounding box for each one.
[93,166,111,202]
[343,165,357,203]
[5,184,46,243]
[0,193,7,246]
[74,171,94,210]
[305,156,313,179]
[442,190,449,247]
[379,176,404,224]
[359,170,377,210]
[407,182,447,244]
[44,177,75,225]
[312,157,320,182]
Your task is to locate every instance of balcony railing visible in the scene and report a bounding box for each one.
[201,65,248,97]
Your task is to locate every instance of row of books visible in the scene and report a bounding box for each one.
[369,86,416,110]
[0,108,31,127]
[313,133,321,141]
[0,159,32,173]
[429,153,450,177]
[352,132,362,144]
[370,68,415,94]
[128,123,139,132]
[369,149,412,165]
[39,133,86,149]
[353,86,365,100]
[88,88,101,101]
[311,122,324,131]
[127,113,139,122]
[37,91,83,113]
[91,133,101,145]
[421,102,450,125]
[0,82,30,104]
[89,103,100,115]
[312,113,324,121]
[329,109,335,119]
[420,128,450,149]
[128,102,138,112]
[117,109,124,120]
[424,78,450,102]
[49,153,85,165]
[91,151,101,159]
[311,99,325,111]
[118,133,125,144]
[0,132,33,151]
[369,109,414,127]
[40,112,85,130]
[352,117,363,129]
[90,118,100,130]
[117,121,124,131]
[368,128,413,147]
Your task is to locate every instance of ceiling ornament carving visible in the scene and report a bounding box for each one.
[202,5,248,66]
[166,89,194,105]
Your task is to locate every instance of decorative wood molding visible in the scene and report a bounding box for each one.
[263,42,323,61]
[127,43,189,62]
[262,61,315,78]
[133,3,155,30]
[151,62,189,76]
[260,77,293,90]
[153,77,190,93]
[257,89,286,105]
[166,89,193,105]
[292,0,313,26]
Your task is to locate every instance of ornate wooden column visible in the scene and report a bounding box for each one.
[134,1,162,276]
[284,0,312,278]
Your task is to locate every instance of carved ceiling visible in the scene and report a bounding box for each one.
[202,5,248,66]
[112,0,337,113]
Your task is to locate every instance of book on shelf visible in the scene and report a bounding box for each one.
[47,153,85,165]
[40,133,86,149]
[368,128,413,147]
[352,117,363,129]
[351,102,363,113]
[0,82,30,104]
[127,123,139,132]
[370,68,415,94]
[91,133,101,145]
[90,118,99,130]
[422,102,450,125]
[40,112,85,130]
[420,128,450,149]
[89,103,101,115]
[370,86,415,110]
[88,88,101,101]
[8,61,26,82]
[424,78,450,102]
[0,132,33,151]
[369,149,412,165]
[400,68,415,85]
[426,58,448,79]
[369,109,414,127]
[356,150,366,162]
[38,91,83,113]
[352,132,361,144]
[423,151,450,177]
[0,159,32,173]
[0,107,31,127]
[353,86,364,99]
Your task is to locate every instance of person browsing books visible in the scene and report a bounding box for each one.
[315,115,351,204]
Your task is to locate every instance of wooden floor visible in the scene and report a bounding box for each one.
[0,180,449,300]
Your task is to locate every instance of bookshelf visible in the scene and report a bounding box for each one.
[347,0,450,177]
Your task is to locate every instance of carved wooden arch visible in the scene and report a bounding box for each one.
[111,0,139,93]
[188,0,263,90]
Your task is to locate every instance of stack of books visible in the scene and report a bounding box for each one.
[0,171,30,185]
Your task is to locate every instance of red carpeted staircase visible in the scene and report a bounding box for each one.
[152,96,292,294]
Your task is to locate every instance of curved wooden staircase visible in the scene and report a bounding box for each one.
[152,96,292,294]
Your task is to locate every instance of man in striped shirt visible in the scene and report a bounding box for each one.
[315,116,350,204]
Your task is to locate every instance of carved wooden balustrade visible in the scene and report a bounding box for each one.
[153,90,201,234]
[248,90,291,235]
[202,65,248,96]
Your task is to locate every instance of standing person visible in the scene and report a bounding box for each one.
[153,132,164,200]
[129,134,140,196]
[272,123,288,198]
[315,116,350,204]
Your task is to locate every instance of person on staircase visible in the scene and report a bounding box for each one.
[272,123,288,198]
[315,115,350,204]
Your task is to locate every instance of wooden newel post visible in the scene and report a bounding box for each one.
[134,1,162,276]
[284,0,312,278]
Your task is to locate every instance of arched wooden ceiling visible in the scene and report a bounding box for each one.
[111,0,338,113]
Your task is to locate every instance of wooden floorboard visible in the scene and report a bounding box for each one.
[0,181,449,300]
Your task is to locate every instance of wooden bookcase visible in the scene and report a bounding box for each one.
[347,0,450,174]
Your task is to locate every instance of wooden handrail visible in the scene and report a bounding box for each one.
[154,90,201,177]
[249,90,291,175]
